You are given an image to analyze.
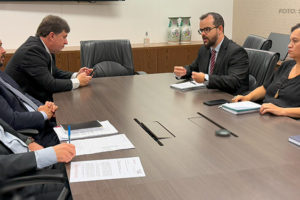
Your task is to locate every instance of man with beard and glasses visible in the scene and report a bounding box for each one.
[174,12,249,95]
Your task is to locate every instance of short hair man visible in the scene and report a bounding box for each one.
[5,15,93,103]
[0,40,59,147]
[174,12,249,94]
[0,118,75,199]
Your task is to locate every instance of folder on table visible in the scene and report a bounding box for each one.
[220,101,261,115]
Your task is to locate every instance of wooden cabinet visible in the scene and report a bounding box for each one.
[132,42,201,73]
[3,42,202,73]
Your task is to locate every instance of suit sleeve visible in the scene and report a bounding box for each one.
[22,46,73,93]
[52,55,74,79]
[0,95,45,130]
[25,93,43,107]
[207,47,249,93]
[0,152,37,181]
[183,49,202,79]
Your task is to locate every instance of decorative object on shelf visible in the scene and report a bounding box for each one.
[144,31,150,45]
[180,17,192,43]
[167,17,180,44]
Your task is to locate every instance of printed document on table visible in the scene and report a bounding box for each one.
[70,157,146,183]
[54,120,118,141]
[73,134,135,156]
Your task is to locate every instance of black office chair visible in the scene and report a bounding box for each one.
[80,39,145,77]
[243,34,272,50]
[267,32,290,61]
[0,169,69,200]
[245,48,279,92]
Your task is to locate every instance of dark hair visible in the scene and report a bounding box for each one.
[200,12,224,32]
[291,23,300,32]
[36,15,70,37]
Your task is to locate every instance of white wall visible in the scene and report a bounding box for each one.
[0,0,233,50]
[233,0,299,45]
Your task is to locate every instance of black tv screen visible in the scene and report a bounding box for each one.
[0,0,125,2]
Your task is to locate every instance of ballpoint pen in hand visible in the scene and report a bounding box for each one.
[68,125,71,143]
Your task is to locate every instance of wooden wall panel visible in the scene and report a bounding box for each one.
[68,51,81,72]
[132,48,157,74]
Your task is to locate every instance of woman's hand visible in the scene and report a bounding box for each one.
[260,103,286,116]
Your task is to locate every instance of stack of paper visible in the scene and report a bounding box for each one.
[170,81,205,90]
[54,120,118,141]
[220,101,261,115]
[72,134,135,156]
[70,157,145,183]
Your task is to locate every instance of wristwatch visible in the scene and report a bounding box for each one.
[25,137,35,145]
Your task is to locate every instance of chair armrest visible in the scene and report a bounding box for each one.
[135,71,147,75]
[17,129,39,135]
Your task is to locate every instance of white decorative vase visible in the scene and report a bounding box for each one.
[180,17,192,43]
[167,17,180,44]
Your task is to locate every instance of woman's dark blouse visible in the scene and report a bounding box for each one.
[263,60,300,108]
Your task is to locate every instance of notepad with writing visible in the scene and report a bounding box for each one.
[170,81,205,90]
[220,101,261,115]
[289,135,300,146]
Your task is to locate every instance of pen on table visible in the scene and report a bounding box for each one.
[190,80,196,85]
[68,125,71,143]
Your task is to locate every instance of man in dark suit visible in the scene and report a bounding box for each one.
[5,15,93,103]
[0,118,75,199]
[0,40,59,147]
[174,12,249,95]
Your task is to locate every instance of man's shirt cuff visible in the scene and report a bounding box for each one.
[39,111,48,120]
[71,78,80,89]
[71,72,78,79]
[34,147,57,169]
[204,74,209,86]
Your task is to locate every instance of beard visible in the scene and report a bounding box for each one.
[0,55,4,67]
[202,34,218,49]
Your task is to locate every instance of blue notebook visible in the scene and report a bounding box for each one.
[288,135,300,146]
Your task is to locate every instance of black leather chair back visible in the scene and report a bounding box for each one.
[267,32,290,61]
[243,34,272,50]
[245,48,279,92]
[80,40,135,77]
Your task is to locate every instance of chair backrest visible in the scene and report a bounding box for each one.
[245,48,279,92]
[243,34,272,50]
[80,40,135,77]
[267,32,290,61]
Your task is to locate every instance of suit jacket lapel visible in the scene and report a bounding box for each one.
[201,48,211,73]
[213,37,229,74]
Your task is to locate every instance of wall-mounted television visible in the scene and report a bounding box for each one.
[0,0,125,1]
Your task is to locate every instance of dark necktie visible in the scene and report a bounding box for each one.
[0,77,38,110]
[209,49,216,75]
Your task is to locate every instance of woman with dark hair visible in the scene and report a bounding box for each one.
[232,24,300,118]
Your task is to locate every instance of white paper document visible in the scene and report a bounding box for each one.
[70,157,146,183]
[54,120,118,141]
[73,134,135,156]
[170,81,205,90]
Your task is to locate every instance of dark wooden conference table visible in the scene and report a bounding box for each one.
[54,73,300,200]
